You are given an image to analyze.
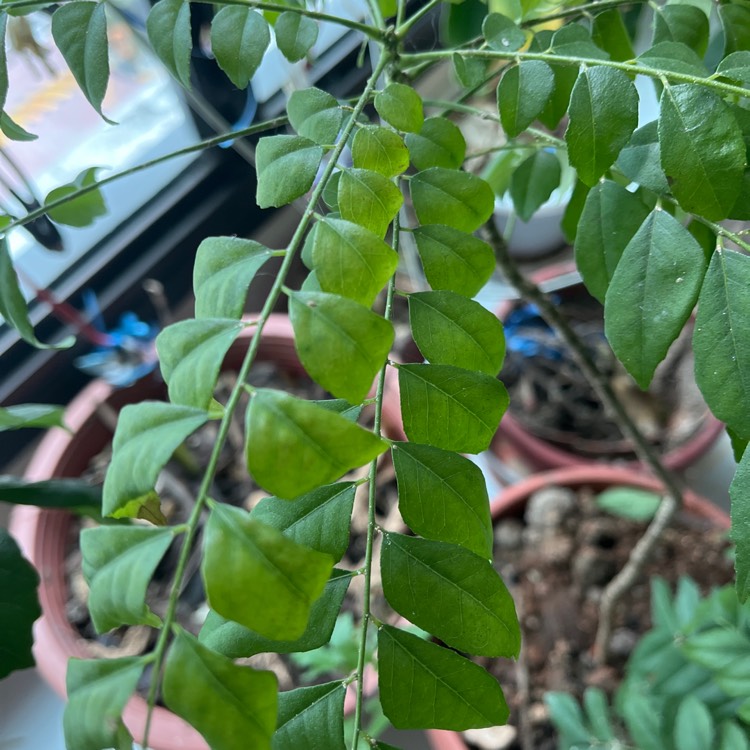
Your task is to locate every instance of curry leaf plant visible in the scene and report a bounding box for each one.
[3,0,750,749]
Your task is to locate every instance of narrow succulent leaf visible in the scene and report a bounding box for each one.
[246,389,387,498]
[51,2,109,117]
[0,403,65,431]
[80,525,175,632]
[620,690,664,750]
[408,291,505,376]
[497,61,554,138]
[404,117,465,170]
[681,627,750,671]
[720,4,750,55]
[163,628,277,750]
[392,442,492,558]
[583,688,615,742]
[596,488,661,522]
[545,693,590,746]
[398,363,509,453]
[378,625,509,730]
[274,11,318,63]
[509,150,561,222]
[374,82,423,132]
[311,217,398,306]
[0,529,40,678]
[256,135,323,208]
[211,7,269,90]
[193,237,274,319]
[0,476,100,510]
[64,657,143,750]
[156,318,244,409]
[482,13,525,51]
[352,125,409,177]
[412,225,494,297]
[250,483,356,561]
[615,121,669,195]
[381,533,520,656]
[653,5,708,56]
[604,209,707,389]
[730,449,750,602]
[674,695,714,750]
[146,0,192,88]
[659,83,745,221]
[288,87,343,145]
[102,402,208,518]
[337,167,403,238]
[200,570,351,657]
[410,168,494,233]
[566,66,638,186]
[719,721,750,750]
[45,167,107,227]
[274,681,346,750]
[203,503,333,639]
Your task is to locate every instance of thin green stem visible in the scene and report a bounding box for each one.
[521,0,647,26]
[396,0,406,30]
[141,50,392,750]
[394,0,442,39]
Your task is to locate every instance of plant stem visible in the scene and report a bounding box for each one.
[484,218,684,663]
[521,0,647,26]
[394,0,442,39]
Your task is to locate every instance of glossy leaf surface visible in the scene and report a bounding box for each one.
[352,125,409,177]
[338,168,403,238]
[256,135,322,208]
[211,7,269,90]
[147,0,191,88]
[274,681,346,750]
[482,13,525,51]
[730,448,750,602]
[615,121,669,195]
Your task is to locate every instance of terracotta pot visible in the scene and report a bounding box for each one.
[425,465,730,750]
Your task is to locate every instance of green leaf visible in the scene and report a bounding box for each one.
[102,402,208,518]
[256,135,323,209]
[156,318,244,409]
[374,82,423,133]
[545,693,590,746]
[322,173,341,211]
[398,363,509,454]
[79,525,174,632]
[619,690,664,750]
[275,11,318,63]
[64,657,143,750]
[498,60,554,138]
[275,681,346,750]
[45,167,107,227]
[592,8,634,61]
[0,15,8,113]
[193,237,275,319]
[409,291,505,376]
[583,687,615,742]
[146,0,192,88]
[694,248,750,439]
[728,427,748,463]
[452,53,487,88]
[659,84,745,220]
[615,120,670,195]
[730,448,750,602]
[561,179,590,244]
[200,570,351,657]
[412,224,494,297]
[0,528,40,679]
[246,389,387,499]
[289,290,393,403]
[0,403,65,431]
[674,695,714,750]
[410,168,494,233]
[381,533,520,657]
[211,7,270,90]
[378,625,509,730]
[203,503,333,640]
[404,117,465,171]
[604,209,707,389]
[653,5,709,56]
[719,721,750,750]
[718,51,750,85]
[288,87,343,145]
[0,476,100,510]
[337,168,403,238]
[311,217,398,306]
[352,125,409,177]
[250,483,356,561]
[575,180,650,303]
[0,111,36,141]
[637,41,707,77]
[596,487,661,521]
[0,239,73,349]
[51,2,109,117]
[720,4,750,55]
[566,66,638,186]
[163,628,277,750]
[509,150,561,222]
[482,13,525,52]
[392,442,492,558]
[682,627,750,671]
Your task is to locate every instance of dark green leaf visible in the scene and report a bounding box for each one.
[0,15,8,113]
[659,84,745,220]
[212,7,270,90]
[193,237,275,319]
[275,681,346,750]
[728,427,748,463]
[604,209,706,389]
[352,125,409,177]
[0,403,65,431]
[392,442,492,558]
[592,9,634,61]
[583,687,615,742]
[102,401,208,518]
[545,693,590,746]
[537,64,579,131]
[410,168,494,233]
[311,217,398,306]
[275,11,318,63]
[566,66,638,186]
[730,448,750,602]
[404,117,465,171]
[498,60,554,138]
[289,290,393,403]
[0,476,100,510]
[509,150,561,222]
[615,120,670,195]
[374,82,423,133]
[551,22,609,60]
[0,111,36,141]
[378,625,509,730]
[412,224,494,297]
[288,87,343,145]
[653,5,709,57]
[409,291,505,376]
[246,389,387,499]
[561,179,590,244]
[398,363,508,453]
[720,4,750,55]
[674,695,714,750]
[312,399,362,422]
[203,503,333,639]
[717,51,750,85]
[45,167,107,227]
[256,135,323,208]
[51,2,109,117]
[146,0,192,88]
[0,528,40,678]
[637,41,707,76]
[337,167,403,238]
[381,533,520,656]
[80,525,174,632]
[596,487,661,521]
[482,13,525,52]
[452,53,487,88]
[163,628,277,750]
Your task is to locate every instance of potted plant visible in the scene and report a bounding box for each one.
[2,1,750,749]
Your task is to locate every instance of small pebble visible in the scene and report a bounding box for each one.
[609,627,638,658]
[525,486,576,531]
[464,725,517,749]
[494,519,524,550]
